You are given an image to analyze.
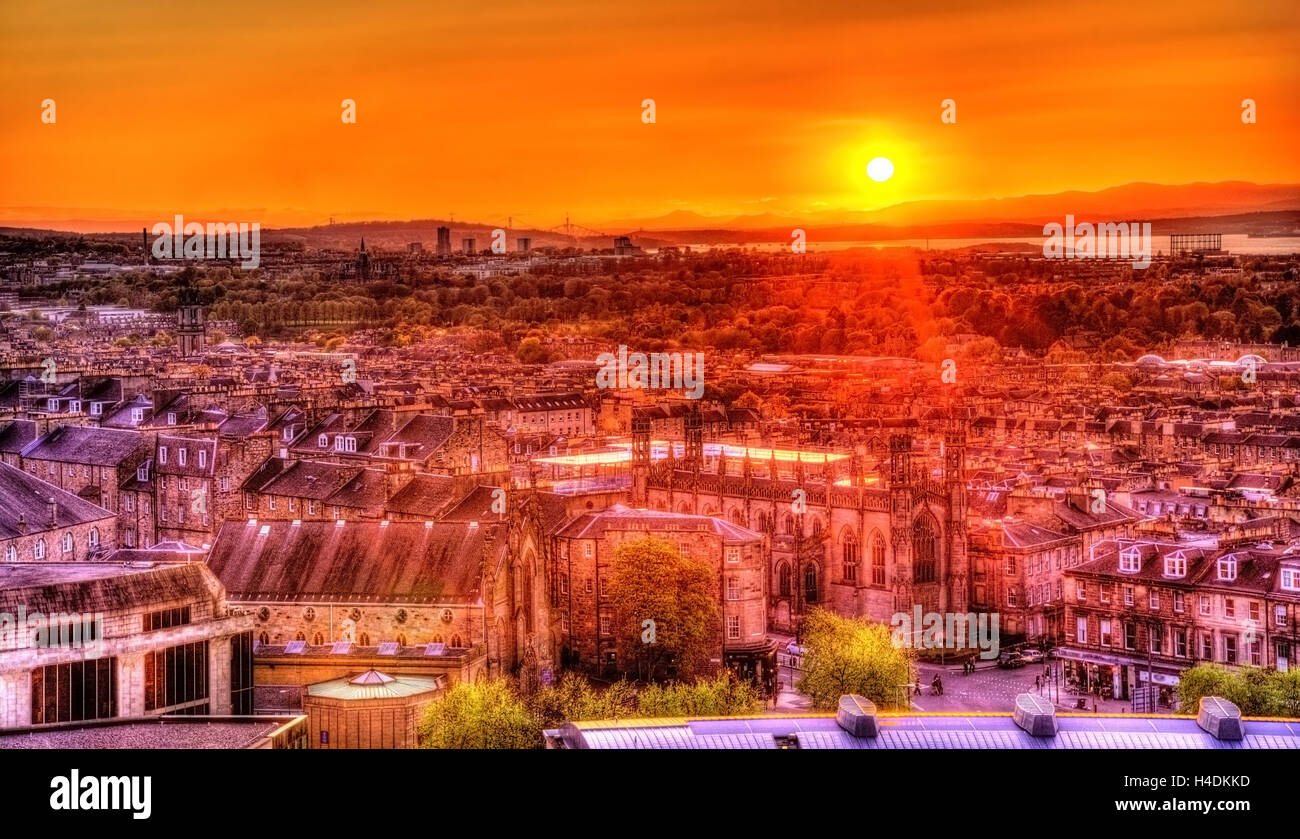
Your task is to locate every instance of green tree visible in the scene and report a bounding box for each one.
[418,679,539,749]
[608,537,719,681]
[796,608,914,710]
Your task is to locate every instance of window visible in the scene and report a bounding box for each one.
[1076,581,1086,601]
[91,402,102,416]
[560,574,569,596]
[584,578,593,594]
[137,464,149,482]
[727,577,740,601]
[1175,628,1188,658]
[1100,584,1111,604]
[4,545,15,562]
[727,616,741,640]
[1076,617,1087,644]
[1277,605,1288,627]
[1200,633,1212,660]
[1225,598,1235,619]
[778,564,791,597]
[131,408,143,423]
[1224,635,1237,665]
[726,546,740,563]
[167,412,177,425]
[1100,619,1112,647]
[841,531,859,583]
[268,497,276,511]
[31,659,117,724]
[1281,568,1300,591]
[584,541,594,559]
[1008,588,1017,607]
[178,449,187,467]
[1149,624,1162,654]
[1250,637,1262,667]
[1199,595,1211,616]
[912,516,937,584]
[1124,622,1136,650]
[1174,591,1184,613]
[871,537,886,586]
[143,606,192,632]
[1119,547,1140,573]
[1218,556,1237,582]
[159,446,168,465]
[1164,554,1186,577]
[88,528,99,549]
[1249,602,1261,623]
[220,477,230,492]
[198,450,207,468]
[288,498,297,513]
[61,532,73,554]
[307,500,317,515]
[599,577,608,599]
[144,640,209,711]
[1149,590,1159,610]
[804,565,818,603]
[34,539,46,560]
[1123,585,1134,606]
[318,434,328,448]
[599,615,611,636]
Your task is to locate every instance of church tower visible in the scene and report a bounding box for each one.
[631,412,651,506]
[176,279,206,358]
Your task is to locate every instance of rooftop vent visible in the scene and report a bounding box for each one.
[1013,693,1058,737]
[1197,696,1244,741]
[835,694,878,738]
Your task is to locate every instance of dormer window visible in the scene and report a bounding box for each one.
[137,464,149,482]
[46,398,58,411]
[90,402,102,415]
[345,436,357,453]
[1164,551,1186,578]
[198,449,207,468]
[283,427,294,441]
[158,446,168,465]
[318,434,328,448]
[178,448,187,467]
[70,400,80,413]
[1218,555,1237,582]
[1281,567,1300,591]
[131,408,144,423]
[1119,546,1141,573]
[167,412,177,425]
[334,436,344,451]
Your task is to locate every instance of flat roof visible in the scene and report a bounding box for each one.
[0,716,303,749]
[559,712,1300,749]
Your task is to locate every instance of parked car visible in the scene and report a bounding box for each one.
[1019,648,1045,664]
[997,650,1027,669]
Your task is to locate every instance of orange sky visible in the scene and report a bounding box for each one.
[1,0,1297,231]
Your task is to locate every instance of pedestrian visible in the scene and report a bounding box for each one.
[1035,675,1041,691]
[1092,699,1098,714]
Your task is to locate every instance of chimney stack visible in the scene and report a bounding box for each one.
[47,496,57,527]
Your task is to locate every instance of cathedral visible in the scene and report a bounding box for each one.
[636,413,970,635]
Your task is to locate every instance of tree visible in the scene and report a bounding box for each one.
[796,608,914,710]
[418,679,539,749]
[1176,664,1300,718]
[608,537,719,681]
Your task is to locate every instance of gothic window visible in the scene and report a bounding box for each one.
[913,515,938,584]
[804,564,819,603]
[840,529,859,583]
[778,564,792,597]
[871,533,887,586]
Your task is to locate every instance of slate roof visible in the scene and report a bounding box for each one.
[0,461,115,538]
[21,425,143,465]
[206,519,492,603]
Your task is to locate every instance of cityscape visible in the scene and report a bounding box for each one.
[2,0,1299,793]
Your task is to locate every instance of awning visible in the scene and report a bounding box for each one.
[1053,647,1129,668]
[1137,670,1181,686]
